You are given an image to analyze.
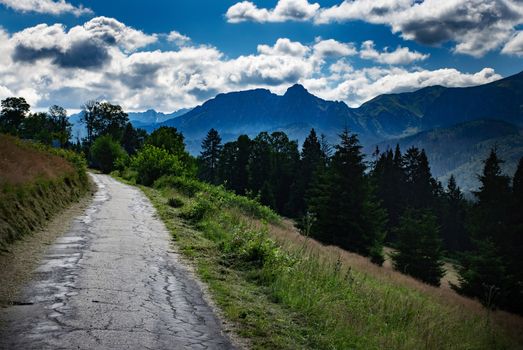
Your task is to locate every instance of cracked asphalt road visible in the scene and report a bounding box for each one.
[0,174,235,350]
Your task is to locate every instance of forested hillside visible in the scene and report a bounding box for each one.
[376,120,523,192]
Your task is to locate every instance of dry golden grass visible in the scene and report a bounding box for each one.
[0,134,73,186]
[260,218,523,343]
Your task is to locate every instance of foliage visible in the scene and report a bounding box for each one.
[121,122,147,155]
[308,129,386,264]
[90,135,127,174]
[81,100,129,144]
[0,98,72,147]
[391,209,445,286]
[198,128,222,184]
[454,150,523,314]
[0,97,30,135]
[140,176,520,350]
[130,144,185,186]
[146,126,188,158]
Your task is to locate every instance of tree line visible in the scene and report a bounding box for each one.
[1,95,521,315]
[198,127,523,314]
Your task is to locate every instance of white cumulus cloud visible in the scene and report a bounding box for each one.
[359,40,429,65]
[0,17,505,112]
[0,0,92,16]
[226,0,319,23]
[226,0,523,57]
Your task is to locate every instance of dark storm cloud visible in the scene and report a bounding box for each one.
[12,39,111,69]
[396,0,522,46]
[111,62,163,89]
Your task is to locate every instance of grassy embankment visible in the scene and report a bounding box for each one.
[117,172,523,349]
[0,134,89,251]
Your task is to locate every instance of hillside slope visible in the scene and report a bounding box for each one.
[0,135,89,249]
[131,174,523,349]
[357,71,523,138]
[376,120,523,192]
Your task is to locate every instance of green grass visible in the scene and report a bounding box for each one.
[125,174,520,350]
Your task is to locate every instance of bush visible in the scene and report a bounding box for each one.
[90,135,126,174]
[131,144,185,186]
[153,175,205,197]
[180,192,215,222]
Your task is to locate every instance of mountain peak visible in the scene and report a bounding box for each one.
[284,83,309,96]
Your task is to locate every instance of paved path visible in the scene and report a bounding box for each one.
[0,174,235,350]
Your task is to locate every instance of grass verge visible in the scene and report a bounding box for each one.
[120,173,522,349]
[0,134,89,250]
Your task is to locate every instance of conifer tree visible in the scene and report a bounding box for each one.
[441,175,469,251]
[453,149,513,310]
[403,147,435,209]
[372,146,405,241]
[248,132,272,194]
[309,129,386,264]
[199,128,222,184]
[287,128,323,217]
[392,209,445,286]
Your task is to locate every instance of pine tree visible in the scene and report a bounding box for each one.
[268,132,300,215]
[372,146,405,241]
[309,129,386,264]
[454,149,514,310]
[441,175,469,252]
[248,132,272,194]
[392,209,445,286]
[403,147,435,209]
[199,128,222,184]
[287,128,323,217]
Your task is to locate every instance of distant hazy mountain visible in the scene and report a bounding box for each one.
[68,107,192,140]
[376,120,523,193]
[128,108,191,128]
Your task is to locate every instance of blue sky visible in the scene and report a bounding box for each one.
[0,0,522,112]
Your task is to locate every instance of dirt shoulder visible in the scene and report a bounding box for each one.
[0,182,95,307]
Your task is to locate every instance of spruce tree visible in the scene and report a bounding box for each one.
[248,132,272,194]
[287,128,323,217]
[309,129,386,264]
[199,128,222,184]
[454,149,513,310]
[403,147,435,209]
[392,209,445,286]
[372,146,405,241]
[441,175,469,252]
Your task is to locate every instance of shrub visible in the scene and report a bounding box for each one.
[90,135,126,174]
[131,144,184,185]
[180,192,214,222]
[153,175,205,197]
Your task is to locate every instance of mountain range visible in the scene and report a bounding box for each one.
[69,70,523,191]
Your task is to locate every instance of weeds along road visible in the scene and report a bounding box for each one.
[0,174,235,350]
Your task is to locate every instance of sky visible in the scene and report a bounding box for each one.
[0,0,522,113]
